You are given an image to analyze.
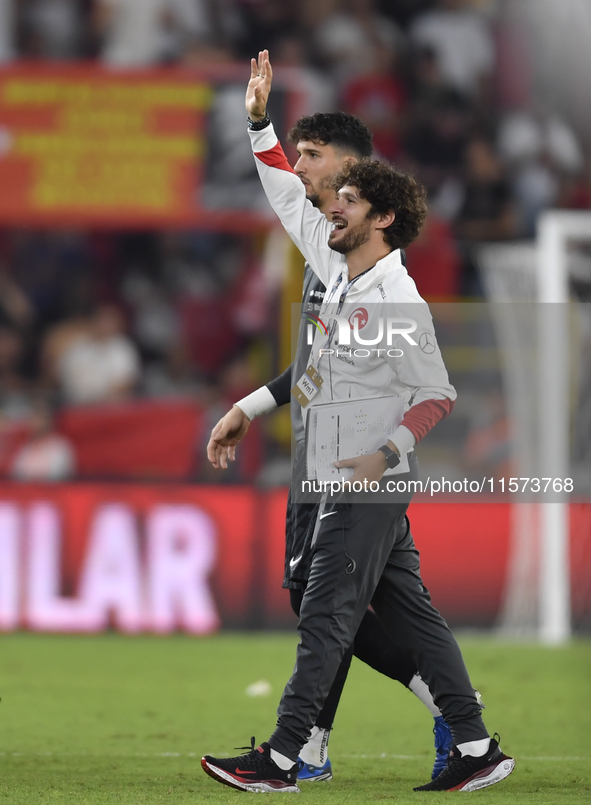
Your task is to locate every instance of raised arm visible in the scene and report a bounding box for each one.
[246,51,337,287]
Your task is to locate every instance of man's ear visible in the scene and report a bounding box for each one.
[341,156,358,169]
[374,211,395,230]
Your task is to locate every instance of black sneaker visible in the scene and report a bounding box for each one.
[201,737,300,793]
[414,734,515,792]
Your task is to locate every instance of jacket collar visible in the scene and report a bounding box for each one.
[341,248,404,292]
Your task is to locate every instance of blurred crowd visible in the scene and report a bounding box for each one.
[0,0,589,481]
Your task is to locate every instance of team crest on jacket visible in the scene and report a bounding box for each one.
[348,307,369,329]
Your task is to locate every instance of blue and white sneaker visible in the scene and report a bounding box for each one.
[432,715,453,779]
[297,757,333,782]
[297,726,332,781]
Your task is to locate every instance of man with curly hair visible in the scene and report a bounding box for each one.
[201,50,514,795]
[207,109,458,785]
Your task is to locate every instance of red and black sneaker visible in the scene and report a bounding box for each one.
[201,737,300,793]
[413,734,515,792]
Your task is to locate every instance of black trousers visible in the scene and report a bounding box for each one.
[289,589,416,730]
[287,440,417,731]
[269,471,487,761]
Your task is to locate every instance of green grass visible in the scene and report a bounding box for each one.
[0,632,589,804]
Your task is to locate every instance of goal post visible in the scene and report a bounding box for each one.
[537,211,591,644]
[478,210,591,644]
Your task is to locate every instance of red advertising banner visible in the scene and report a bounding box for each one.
[0,483,589,634]
[0,399,268,481]
[57,399,204,479]
[0,484,259,633]
[0,64,302,231]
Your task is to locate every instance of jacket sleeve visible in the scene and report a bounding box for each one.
[384,300,457,450]
[249,124,337,287]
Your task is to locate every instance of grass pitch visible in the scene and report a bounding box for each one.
[0,632,589,804]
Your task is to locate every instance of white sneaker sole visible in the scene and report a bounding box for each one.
[202,759,300,793]
[298,770,333,782]
[458,756,515,792]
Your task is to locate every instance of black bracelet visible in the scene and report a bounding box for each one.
[247,114,271,131]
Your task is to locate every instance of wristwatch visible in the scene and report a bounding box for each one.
[378,444,400,469]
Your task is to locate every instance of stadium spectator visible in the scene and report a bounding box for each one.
[93,0,166,64]
[0,324,32,419]
[0,0,15,61]
[161,0,215,63]
[39,278,95,393]
[409,44,459,108]
[233,0,300,60]
[384,0,434,28]
[273,35,336,115]
[497,110,586,237]
[0,265,35,331]
[142,341,201,398]
[56,304,141,405]
[410,0,495,102]
[405,215,462,299]
[121,271,179,362]
[10,231,90,332]
[10,398,76,481]
[182,40,235,68]
[93,0,211,66]
[312,0,404,88]
[454,135,517,242]
[404,84,472,198]
[454,135,517,295]
[19,0,85,60]
[341,45,407,161]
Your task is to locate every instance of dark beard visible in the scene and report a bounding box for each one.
[329,220,371,254]
[306,175,333,209]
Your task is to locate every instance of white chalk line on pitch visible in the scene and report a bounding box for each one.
[343,754,588,761]
[0,752,587,761]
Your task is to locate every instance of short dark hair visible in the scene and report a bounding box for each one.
[287,112,373,159]
[332,160,428,250]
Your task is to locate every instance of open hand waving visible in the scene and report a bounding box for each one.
[245,49,273,121]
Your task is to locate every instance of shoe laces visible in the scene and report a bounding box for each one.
[233,737,301,773]
[235,736,257,755]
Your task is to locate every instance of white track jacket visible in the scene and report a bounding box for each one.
[249,123,457,455]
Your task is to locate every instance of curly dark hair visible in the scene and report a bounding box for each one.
[332,160,428,250]
[287,112,373,158]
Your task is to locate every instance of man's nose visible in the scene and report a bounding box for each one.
[294,156,304,174]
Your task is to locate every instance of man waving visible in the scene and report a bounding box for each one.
[202,50,514,795]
